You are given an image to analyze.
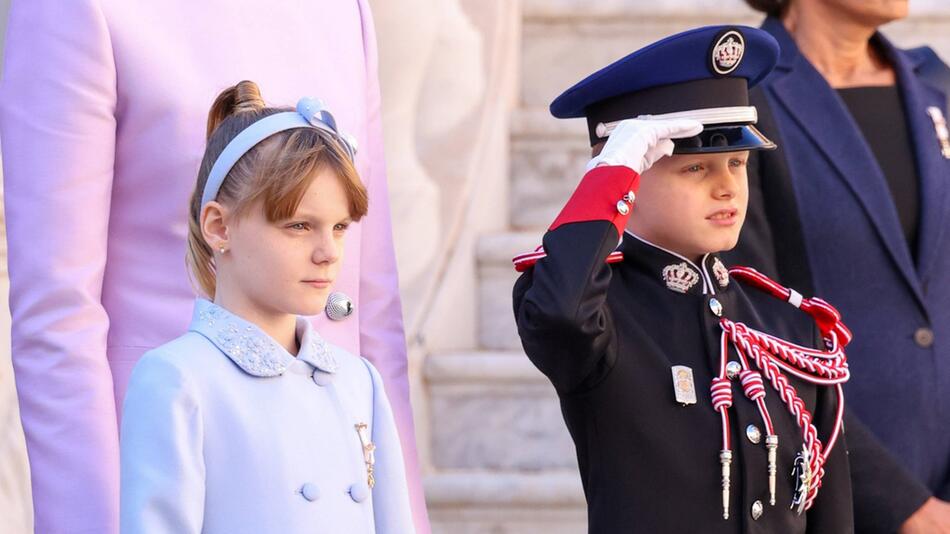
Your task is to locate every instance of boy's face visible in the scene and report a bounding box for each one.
[627,150,749,260]
[224,168,353,318]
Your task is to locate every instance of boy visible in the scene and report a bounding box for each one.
[512,26,853,533]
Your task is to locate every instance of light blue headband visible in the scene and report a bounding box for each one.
[200,97,358,206]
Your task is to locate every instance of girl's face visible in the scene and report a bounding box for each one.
[217,168,353,318]
[628,151,749,261]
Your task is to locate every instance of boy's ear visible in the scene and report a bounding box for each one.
[200,201,230,251]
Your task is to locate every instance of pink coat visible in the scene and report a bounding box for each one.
[0,1,428,532]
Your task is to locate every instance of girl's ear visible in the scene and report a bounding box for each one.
[200,201,230,253]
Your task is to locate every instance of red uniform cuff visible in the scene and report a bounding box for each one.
[549,165,640,237]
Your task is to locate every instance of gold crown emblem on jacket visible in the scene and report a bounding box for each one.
[662,262,700,293]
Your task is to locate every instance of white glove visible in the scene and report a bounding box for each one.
[586,118,704,174]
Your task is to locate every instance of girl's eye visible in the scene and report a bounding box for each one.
[333,222,350,232]
[685,164,704,173]
[287,222,310,231]
[730,158,746,167]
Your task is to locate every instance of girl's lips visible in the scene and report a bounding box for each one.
[302,280,332,289]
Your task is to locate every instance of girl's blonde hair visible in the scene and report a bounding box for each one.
[186,80,369,298]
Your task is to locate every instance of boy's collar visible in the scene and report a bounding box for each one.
[188,298,338,377]
[620,231,731,296]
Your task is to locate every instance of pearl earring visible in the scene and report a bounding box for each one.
[219,245,227,254]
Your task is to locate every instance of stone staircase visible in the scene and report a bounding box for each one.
[423,1,950,532]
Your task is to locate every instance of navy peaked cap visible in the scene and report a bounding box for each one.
[551,25,781,152]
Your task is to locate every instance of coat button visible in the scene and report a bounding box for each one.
[349,482,370,503]
[312,369,334,387]
[709,298,723,317]
[325,292,354,321]
[746,424,762,444]
[751,499,763,520]
[725,361,742,380]
[300,483,320,502]
[616,200,630,215]
[914,327,934,348]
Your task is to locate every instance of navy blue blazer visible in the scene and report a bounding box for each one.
[729,16,950,516]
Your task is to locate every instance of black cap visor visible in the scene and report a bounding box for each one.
[672,123,775,154]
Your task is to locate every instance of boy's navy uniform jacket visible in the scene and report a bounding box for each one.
[729,18,950,528]
[512,165,853,533]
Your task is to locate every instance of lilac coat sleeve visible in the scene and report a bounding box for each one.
[0,0,121,532]
[354,1,430,531]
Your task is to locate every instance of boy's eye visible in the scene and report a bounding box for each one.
[685,164,704,173]
[333,222,350,232]
[730,158,747,167]
[287,222,310,231]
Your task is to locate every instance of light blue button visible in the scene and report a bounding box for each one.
[312,369,333,387]
[349,482,370,503]
[301,483,320,502]
[709,298,723,317]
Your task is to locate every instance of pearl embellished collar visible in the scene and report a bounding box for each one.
[188,299,338,377]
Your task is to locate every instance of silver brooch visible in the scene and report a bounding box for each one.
[711,30,745,76]
[712,257,730,288]
[925,106,950,159]
[662,262,700,293]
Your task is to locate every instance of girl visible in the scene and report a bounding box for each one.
[120,81,414,533]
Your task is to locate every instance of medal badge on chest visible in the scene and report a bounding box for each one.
[671,365,698,405]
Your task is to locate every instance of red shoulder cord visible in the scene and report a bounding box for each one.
[711,266,851,520]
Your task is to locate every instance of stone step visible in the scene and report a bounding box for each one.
[425,471,586,534]
[476,232,544,350]
[425,350,576,471]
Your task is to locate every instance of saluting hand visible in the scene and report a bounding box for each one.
[586,118,703,174]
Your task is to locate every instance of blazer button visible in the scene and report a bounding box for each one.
[914,327,934,348]
[300,483,320,502]
[312,369,334,387]
[349,482,370,503]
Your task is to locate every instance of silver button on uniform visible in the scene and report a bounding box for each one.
[325,292,354,321]
[751,499,763,520]
[746,424,762,444]
[709,298,723,317]
[616,200,630,215]
[726,361,742,380]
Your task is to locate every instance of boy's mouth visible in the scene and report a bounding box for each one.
[706,208,739,225]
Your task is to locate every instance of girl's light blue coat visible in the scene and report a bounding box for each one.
[120,299,415,533]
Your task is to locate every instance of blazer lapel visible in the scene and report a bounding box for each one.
[762,18,924,303]
[884,39,950,282]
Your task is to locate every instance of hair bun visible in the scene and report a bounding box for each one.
[206,80,266,140]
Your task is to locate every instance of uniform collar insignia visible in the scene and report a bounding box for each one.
[711,256,730,288]
[622,231,730,296]
[188,299,338,377]
[663,262,700,293]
